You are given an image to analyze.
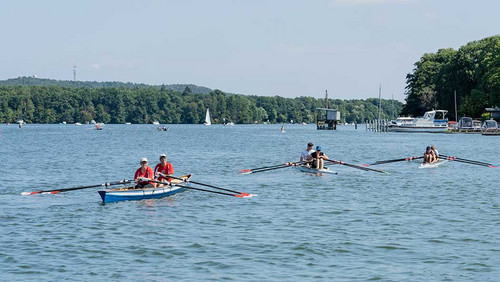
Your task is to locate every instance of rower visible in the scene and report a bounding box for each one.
[311,146,329,169]
[423,146,433,164]
[431,145,439,163]
[134,157,155,188]
[154,154,174,187]
[300,142,314,163]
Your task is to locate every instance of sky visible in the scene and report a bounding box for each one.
[0,0,498,101]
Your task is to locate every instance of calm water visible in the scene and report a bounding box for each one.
[0,124,499,281]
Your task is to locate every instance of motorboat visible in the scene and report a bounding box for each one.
[389,110,448,133]
[482,119,499,135]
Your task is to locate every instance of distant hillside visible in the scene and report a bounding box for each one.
[0,76,212,94]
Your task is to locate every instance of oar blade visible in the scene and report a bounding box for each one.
[488,165,499,168]
[21,191,40,196]
[239,169,251,173]
[360,164,371,167]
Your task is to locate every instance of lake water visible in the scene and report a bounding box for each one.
[1,124,499,281]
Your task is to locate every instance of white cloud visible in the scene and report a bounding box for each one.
[90,63,101,70]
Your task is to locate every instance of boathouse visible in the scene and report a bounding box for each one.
[316,108,340,130]
[485,107,500,122]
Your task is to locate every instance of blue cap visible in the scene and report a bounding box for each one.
[316,146,322,151]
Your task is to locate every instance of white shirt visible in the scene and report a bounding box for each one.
[433,149,439,157]
[300,149,314,161]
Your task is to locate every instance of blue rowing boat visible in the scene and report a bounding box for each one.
[98,174,191,203]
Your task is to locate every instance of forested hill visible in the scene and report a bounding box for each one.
[0,86,402,124]
[0,77,212,95]
[402,35,500,119]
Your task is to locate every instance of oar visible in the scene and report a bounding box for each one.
[21,179,134,195]
[147,179,254,198]
[240,162,304,174]
[361,156,423,167]
[239,161,303,174]
[440,155,499,168]
[160,174,253,197]
[440,154,498,167]
[326,159,387,174]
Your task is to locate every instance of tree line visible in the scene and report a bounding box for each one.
[0,76,212,94]
[0,85,402,124]
[402,35,500,119]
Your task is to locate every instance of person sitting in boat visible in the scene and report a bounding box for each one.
[154,154,174,186]
[311,146,329,169]
[300,142,314,162]
[431,145,439,162]
[423,146,434,164]
[134,157,156,188]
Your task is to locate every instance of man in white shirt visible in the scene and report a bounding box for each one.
[300,142,314,162]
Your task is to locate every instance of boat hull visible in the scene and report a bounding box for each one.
[98,185,186,203]
[388,126,447,133]
[419,160,448,169]
[297,166,337,174]
[99,174,191,203]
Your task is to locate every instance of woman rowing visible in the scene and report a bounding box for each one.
[134,157,156,188]
[154,154,174,187]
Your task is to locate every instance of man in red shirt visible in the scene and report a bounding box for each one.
[154,154,174,187]
[134,157,155,188]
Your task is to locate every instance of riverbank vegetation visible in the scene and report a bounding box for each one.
[402,35,500,119]
[0,84,402,124]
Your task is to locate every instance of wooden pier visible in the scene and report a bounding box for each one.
[365,119,390,132]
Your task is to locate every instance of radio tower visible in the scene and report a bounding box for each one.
[73,65,77,81]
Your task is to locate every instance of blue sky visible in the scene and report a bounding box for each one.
[0,0,498,101]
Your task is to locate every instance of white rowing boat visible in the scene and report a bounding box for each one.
[297,166,337,174]
[419,159,448,169]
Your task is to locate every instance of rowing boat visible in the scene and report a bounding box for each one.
[98,174,191,203]
[419,160,448,169]
[297,166,337,174]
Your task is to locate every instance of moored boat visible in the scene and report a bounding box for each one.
[389,110,448,133]
[98,174,191,203]
[481,119,500,135]
[297,166,337,174]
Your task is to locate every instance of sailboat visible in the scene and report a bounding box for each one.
[204,108,211,126]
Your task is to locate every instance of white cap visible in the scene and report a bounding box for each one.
[140,157,148,163]
[159,154,167,159]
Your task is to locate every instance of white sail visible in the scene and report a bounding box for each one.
[204,109,211,125]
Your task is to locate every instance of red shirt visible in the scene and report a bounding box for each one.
[134,166,154,186]
[154,163,174,181]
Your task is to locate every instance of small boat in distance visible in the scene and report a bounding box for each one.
[75,122,82,126]
[280,125,285,133]
[125,122,131,125]
[204,109,211,126]
[157,126,169,131]
[152,120,160,125]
